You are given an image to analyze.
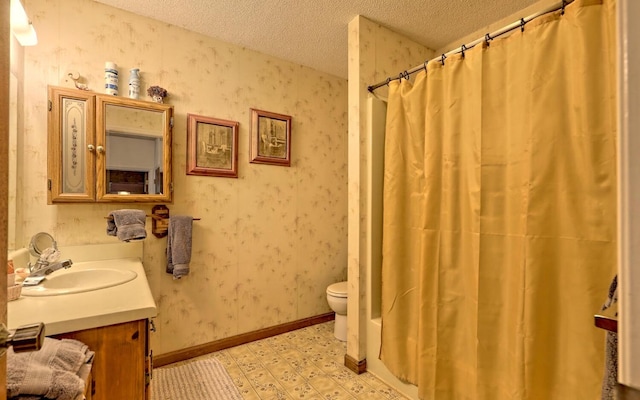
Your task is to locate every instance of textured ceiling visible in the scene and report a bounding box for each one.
[93,0,541,79]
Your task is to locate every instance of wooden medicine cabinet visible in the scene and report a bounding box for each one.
[47,86,173,203]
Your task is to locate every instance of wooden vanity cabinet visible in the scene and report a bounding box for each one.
[84,371,93,400]
[52,319,152,400]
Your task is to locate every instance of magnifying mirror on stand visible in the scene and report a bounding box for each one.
[27,232,59,272]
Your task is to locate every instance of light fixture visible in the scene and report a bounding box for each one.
[10,0,38,46]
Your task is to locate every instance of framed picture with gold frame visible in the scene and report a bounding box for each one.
[249,108,291,167]
[186,113,239,178]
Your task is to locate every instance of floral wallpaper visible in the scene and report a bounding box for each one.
[346,16,433,361]
[15,0,347,355]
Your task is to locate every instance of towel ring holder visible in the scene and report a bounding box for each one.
[152,205,171,238]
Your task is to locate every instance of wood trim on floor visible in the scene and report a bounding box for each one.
[617,384,640,400]
[344,354,367,374]
[154,313,335,367]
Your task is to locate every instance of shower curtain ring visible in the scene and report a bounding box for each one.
[561,0,566,15]
[485,33,492,46]
[460,44,467,59]
[441,54,446,66]
[520,18,526,32]
[385,77,391,86]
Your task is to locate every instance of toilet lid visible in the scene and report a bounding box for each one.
[327,281,348,298]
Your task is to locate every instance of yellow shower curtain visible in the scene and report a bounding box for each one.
[380,1,617,399]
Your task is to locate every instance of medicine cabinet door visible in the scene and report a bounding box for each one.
[95,96,173,203]
[47,86,96,203]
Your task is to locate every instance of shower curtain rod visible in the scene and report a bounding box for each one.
[367,0,574,93]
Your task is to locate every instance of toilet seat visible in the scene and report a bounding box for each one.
[326,281,347,298]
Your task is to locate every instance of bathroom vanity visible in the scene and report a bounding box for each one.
[52,319,150,400]
[7,242,157,400]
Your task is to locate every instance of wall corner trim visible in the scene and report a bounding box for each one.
[344,354,367,374]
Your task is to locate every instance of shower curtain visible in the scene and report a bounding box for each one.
[380,1,617,399]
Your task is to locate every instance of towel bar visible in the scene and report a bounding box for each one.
[103,215,201,221]
[150,205,200,238]
[595,302,618,333]
[105,208,200,239]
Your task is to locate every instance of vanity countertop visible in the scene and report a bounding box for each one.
[7,242,157,336]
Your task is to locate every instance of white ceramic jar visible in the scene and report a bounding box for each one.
[128,68,140,99]
[104,61,119,95]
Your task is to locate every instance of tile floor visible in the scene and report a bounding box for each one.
[169,321,405,400]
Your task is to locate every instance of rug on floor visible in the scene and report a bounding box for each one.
[152,357,243,400]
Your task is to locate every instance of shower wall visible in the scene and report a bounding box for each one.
[366,96,419,399]
[346,14,432,395]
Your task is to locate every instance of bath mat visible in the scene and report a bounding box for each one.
[152,358,243,400]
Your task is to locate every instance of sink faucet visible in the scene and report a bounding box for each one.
[28,259,73,277]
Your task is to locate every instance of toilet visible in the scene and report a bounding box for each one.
[326,281,348,341]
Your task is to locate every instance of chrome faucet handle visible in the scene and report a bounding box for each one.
[28,259,73,277]
[28,259,48,273]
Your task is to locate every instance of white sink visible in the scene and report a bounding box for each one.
[21,268,137,297]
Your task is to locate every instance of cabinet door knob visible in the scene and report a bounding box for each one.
[87,144,95,152]
[97,146,105,154]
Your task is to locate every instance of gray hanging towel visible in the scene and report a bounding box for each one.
[106,209,147,242]
[166,215,193,279]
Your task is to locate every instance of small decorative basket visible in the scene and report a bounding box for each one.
[8,284,22,301]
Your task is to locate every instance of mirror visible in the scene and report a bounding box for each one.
[28,232,57,257]
[27,232,59,272]
[95,95,173,203]
[104,104,165,195]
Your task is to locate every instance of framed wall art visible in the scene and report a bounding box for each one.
[187,113,239,178]
[249,108,291,167]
